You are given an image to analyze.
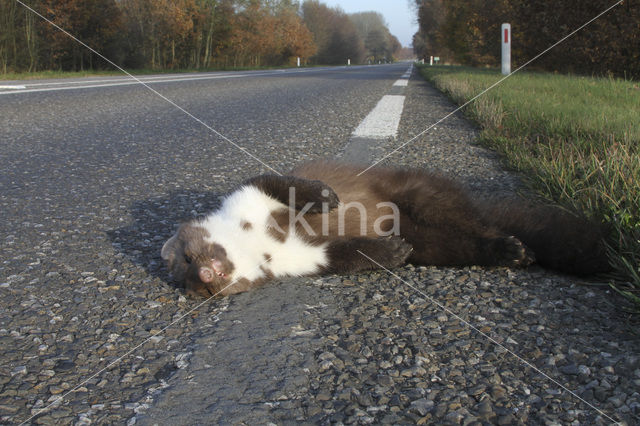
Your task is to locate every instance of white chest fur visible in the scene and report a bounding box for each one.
[198,186,328,282]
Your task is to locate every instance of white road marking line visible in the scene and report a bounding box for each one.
[352,95,406,139]
[13,73,242,87]
[7,67,331,88]
[0,73,250,95]
[350,66,411,140]
[0,65,376,96]
[0,85,26,90]
[0,68,321,95]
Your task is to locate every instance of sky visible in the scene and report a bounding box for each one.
[321,0,419,48]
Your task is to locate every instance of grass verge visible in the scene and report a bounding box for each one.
[0,64,331,81]
[418,64,640,311]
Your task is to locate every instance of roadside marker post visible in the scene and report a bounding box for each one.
[502,23,511,75]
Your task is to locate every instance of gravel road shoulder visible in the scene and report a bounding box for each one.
[2,66,638,425]
[136,71,639,425]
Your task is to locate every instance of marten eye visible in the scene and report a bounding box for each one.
[184,255,192,264]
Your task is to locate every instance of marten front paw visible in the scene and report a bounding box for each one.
[319,185,340,210]
[302,181,340,213]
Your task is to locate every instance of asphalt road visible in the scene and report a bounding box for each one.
[1,64,638,425]
[0,63,401,423]
[1,65,402,226]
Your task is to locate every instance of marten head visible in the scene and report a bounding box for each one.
[161,223,234,297]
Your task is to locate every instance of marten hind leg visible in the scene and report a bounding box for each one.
[403,222,535,268]
[382,171,491,235]
[322,237,413,274]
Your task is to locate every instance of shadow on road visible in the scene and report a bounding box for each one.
[107,190,223,288]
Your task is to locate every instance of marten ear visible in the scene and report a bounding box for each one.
[161,234,179,263]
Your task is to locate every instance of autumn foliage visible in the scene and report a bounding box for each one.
[413,0,640,78]
[0,0,403,73]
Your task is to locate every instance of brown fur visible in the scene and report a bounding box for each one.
[288,161,608,275]
[163,161,610,298]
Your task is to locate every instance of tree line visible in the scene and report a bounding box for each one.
[0,0,402,73]
[412,0,640,78]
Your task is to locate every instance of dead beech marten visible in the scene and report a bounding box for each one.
[162,161,609,297]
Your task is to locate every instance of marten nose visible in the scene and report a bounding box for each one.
[198,266,214,283]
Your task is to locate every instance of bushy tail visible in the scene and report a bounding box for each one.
[476,197,610,276]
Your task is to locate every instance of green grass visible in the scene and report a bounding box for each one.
[418,64,640,311]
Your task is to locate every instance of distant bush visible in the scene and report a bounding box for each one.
[412,0,640,79]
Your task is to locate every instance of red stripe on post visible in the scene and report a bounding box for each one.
[504,28,509,43]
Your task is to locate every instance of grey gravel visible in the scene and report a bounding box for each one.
[1,64,638,425]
